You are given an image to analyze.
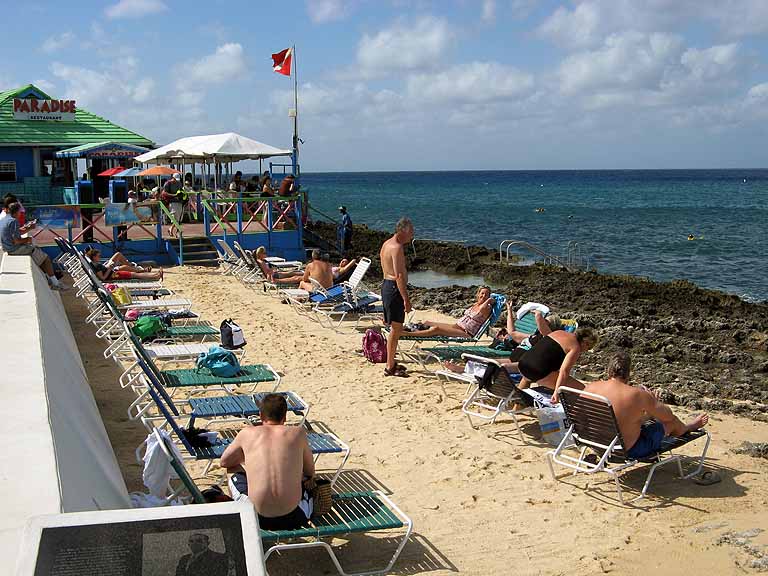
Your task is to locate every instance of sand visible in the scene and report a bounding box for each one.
[62,266,768,575]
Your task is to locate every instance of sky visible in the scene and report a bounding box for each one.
[2,0,768,171]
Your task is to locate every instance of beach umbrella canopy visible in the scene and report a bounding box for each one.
[97,166,126,176]
[138,166,178,176]
[113,167,143,178]
[134,132,292,163]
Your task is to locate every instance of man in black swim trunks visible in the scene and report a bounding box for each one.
[379,217,414,377]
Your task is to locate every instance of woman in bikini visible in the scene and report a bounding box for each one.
[405,286,496,338]
[505,327,598,402]
[254,246,304,284]
[85,247,163,281]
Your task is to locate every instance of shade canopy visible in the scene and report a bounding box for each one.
[134,132,292,163]
[54,141,149,159]
[138,166,178,176]
[113,167,143,178]
[97,166,126,177]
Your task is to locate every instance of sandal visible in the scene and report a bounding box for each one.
[693,470,721,486]
[384,364,409,377]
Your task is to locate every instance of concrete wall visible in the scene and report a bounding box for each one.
[0,254,130,567]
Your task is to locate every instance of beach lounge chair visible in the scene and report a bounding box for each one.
[122,327,281,395]
[313,283,383,331]
[215,238,247,275]
[136,363,349,481]
[394,294,506,369]
[151,427,410,576]
[547,386,711,504]
[455,354,536,439]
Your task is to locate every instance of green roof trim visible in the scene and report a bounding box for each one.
[0,84,154,148]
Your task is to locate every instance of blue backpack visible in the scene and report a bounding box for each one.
[196,345,241,377]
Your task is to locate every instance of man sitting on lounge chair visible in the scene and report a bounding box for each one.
[299,249,334,292]
[585,351,708,460]
[404,286,495,338]
[222,394,316,530]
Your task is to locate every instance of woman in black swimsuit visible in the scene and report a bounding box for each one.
[506,327,598,402]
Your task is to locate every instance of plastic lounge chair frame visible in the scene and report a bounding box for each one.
[458,354,534,439]
[547,386,711,504]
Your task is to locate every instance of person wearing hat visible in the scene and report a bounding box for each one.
[337,206,353,256]
[161,173,183,238]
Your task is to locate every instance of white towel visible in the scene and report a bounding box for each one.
[142,430,184,498]
[516,302,550,320]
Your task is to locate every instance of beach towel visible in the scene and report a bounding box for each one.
[141,429,183,498]
[516,302,549,320]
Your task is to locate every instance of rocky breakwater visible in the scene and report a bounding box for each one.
[310,221,768,421]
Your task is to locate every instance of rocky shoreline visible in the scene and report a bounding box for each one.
[310,222,768,422]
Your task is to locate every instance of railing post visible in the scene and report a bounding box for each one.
[294,195,303,250]
[266,200,273,252]
[203,198,210,237]
[236,197,243,242]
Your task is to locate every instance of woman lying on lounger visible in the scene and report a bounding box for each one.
[254,246,304,284]
[405,286,496,338]
[85,247,163,281]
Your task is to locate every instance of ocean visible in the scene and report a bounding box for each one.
[300,169,768,302]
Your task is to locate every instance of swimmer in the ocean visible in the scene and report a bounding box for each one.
[688,234,695,241]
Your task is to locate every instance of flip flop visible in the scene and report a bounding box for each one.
[693,470,721,486]
[384,365,409,378]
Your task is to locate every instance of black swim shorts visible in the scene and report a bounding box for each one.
[381,279,405,324]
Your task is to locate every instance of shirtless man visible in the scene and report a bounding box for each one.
[380,217,414,377]
[584,351,708,460]
[299,249,334,292]
[221,394,315,530]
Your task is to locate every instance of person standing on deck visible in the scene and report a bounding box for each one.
[338,206,353,256]
[380,217,414,377]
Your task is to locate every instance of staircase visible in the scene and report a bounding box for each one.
[168,237,220,267]
[303,226,340,258]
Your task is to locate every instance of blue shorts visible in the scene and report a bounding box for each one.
[626,421,666,459]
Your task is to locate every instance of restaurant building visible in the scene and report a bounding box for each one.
[0,83,154,206]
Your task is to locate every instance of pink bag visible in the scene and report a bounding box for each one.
[104,283,118,291]
[125,309,140,321]
[362,329,387,363]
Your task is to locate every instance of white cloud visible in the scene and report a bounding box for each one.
[557,32,684,94]
[176,43,247,85]
[49,62,154,106]
[356,17,453,77]
[306,0,349,23]
[41,31,74,54]
[747,82,768,101]
[32,78,56,93]
[481,0,496,22]
[104,0,167,20]
[408,61,534,103]
[681,44,739,81]
[538,2,602,48]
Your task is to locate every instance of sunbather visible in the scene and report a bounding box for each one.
[85,247,162,281]
[254,246,303,284]
[222,394,316,530]
[299,249,334,292]
[497,304,560,348]
[405,286,495,338]
[505,327,598,399]
[333,258,357,283]
[585,351,708,459]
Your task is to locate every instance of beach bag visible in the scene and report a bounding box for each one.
[304,477,333,517]
[362,329,387,363]
[133,315,165,340]
[125,308,140,321]
[220,319,246,349]
[537,404,568,447]
[196,345,241,377]
[111,286,132,306]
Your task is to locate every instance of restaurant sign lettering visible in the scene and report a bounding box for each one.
[13,98,77,121]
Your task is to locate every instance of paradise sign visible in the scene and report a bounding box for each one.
[13,98,77,121]
[104,201,159,226]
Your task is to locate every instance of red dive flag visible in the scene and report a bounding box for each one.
[272,48,292,76]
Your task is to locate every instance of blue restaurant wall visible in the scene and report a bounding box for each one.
[213,231,305,262]
[0,147,34,182]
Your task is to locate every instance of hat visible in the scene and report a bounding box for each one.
[338,206,346,212]
[172,173,181,180]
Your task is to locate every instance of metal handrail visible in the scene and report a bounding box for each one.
[157,202,183,265]
[499,240,572,269]
[307,202,340,225]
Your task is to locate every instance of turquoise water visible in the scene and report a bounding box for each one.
[303,170,768,302]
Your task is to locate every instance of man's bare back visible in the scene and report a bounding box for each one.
[220,425,313,517]
[586,378,708,449]
[303,260,334,290]
[380,236,407,283]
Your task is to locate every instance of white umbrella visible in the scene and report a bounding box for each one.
[135,132,292,163]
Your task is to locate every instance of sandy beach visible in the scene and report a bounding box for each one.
[62,265,768,575]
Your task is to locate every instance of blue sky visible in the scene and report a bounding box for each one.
[2,0,768,171]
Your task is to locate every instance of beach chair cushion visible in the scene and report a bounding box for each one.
[260,491,403,540]
[420,345,512,361]
[163,325,219,337]
[160,364,277,388]
[185,432,345,460]
[188,391,306,419]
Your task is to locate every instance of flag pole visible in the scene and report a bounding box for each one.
[292,44,299,178]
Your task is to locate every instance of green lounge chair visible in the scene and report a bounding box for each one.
[152,427,412,576]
